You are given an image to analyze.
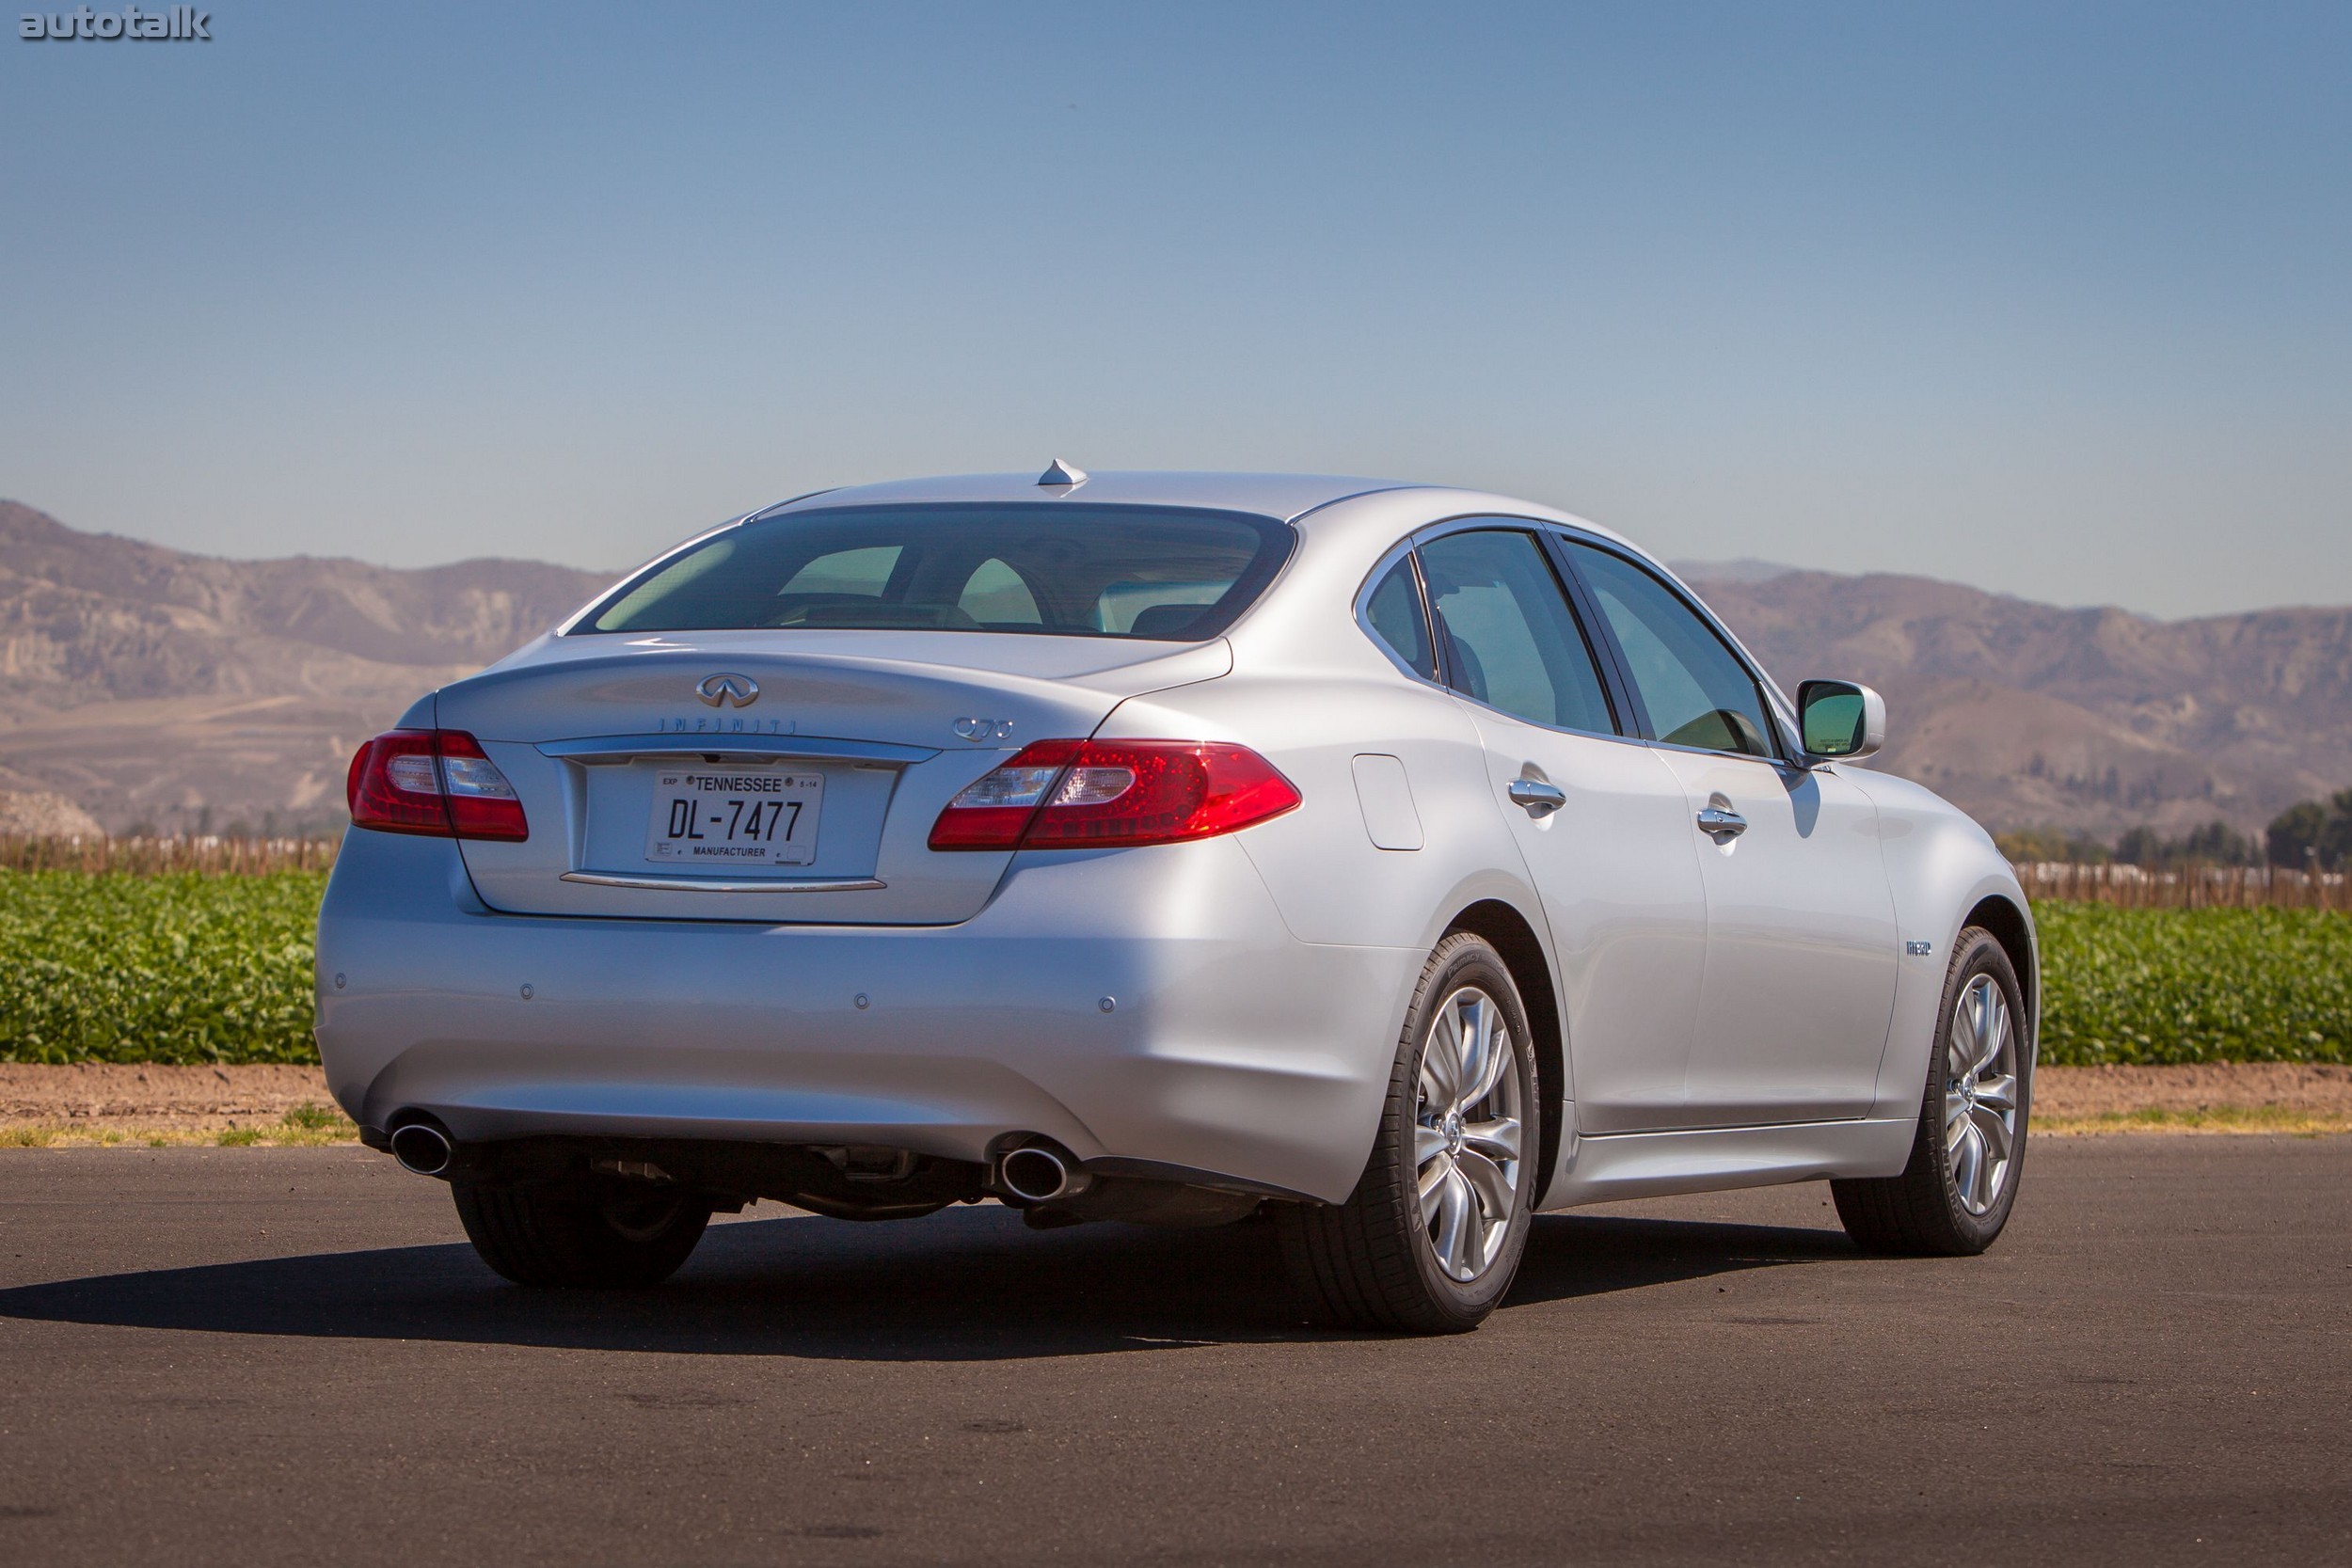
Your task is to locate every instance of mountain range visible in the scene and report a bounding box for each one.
[2,499,2344,837]
[0,500,607,834]
[1674,560,2352,838]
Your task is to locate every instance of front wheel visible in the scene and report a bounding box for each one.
[452,1174,713,1288]
[1278,933,1539,1333]
[1833,927,2031,1256]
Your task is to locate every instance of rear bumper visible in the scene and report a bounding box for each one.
[314,830,1419,1204]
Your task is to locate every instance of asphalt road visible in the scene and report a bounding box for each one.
[2,1137,2346,1567]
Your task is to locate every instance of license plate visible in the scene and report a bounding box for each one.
[644,768,822,866]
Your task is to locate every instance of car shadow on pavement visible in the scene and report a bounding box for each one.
[0,1205,1855,1361]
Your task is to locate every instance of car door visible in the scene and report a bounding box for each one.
[1403,527,1708,1135]
[1559,539,1899,1127]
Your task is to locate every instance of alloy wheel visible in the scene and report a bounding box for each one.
[1413,986,1525,1282]
[1944,974,2019,1216]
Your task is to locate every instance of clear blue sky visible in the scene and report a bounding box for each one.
[4,1,2346,617]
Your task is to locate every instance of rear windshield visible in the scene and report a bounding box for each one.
[577,503,1292,640]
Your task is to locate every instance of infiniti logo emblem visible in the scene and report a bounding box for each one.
[695,673,760,708]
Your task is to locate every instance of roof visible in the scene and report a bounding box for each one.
[760,470,1424,523]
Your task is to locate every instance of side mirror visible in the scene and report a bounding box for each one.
[1797,679,1885,761]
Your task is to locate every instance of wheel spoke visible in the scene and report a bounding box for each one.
[1459,1001,1505,1112]
[1460,1116,1521,1164]
[1456,1148,1513,1227]
[1422,1005,1464,1109]
[1945,1093,1972,1146]
[1463,1038,1513,1117]
[1454,995,1486,1108]
[1965,1120,1993,1212]
[1415,1123,1450,1169]
[1974,1103,2013,1165]
[1974,988,2010,1074]
[1418,1149,1455,1225]
[1974,1073,2017,1114]
[1949,1118,1984,1211]
[1432,1167,1475,1278]
[1946,1014,1976,1084]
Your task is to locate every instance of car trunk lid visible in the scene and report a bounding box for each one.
[435,630,1231,924]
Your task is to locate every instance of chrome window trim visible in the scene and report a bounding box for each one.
[1539,526,1807,765]
[1352,536,1439,686]
[1349,519,1640,749]
[1644,736,1811,778]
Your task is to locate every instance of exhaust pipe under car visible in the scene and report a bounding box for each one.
[996,1144,1083,1204]
[389,1122,453,1177]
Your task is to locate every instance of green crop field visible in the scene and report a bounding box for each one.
[0,870,326,1064]
[2034,901,2351,1066]
[1,869,2347,1066]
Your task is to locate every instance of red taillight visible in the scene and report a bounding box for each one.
[929,739,1299,851]
[346,732,444,835]
[346,729,529,842]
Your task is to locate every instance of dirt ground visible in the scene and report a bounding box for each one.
[2030,1062,2352,1118]
[3,1061,2348,1146]
[0,1064,349,1144]
[0,1063,338,1128]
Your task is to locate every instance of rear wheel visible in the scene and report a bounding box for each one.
[452,1174,712,1288]
[1278,933,1538,1333]
[1833,927,2030,1256]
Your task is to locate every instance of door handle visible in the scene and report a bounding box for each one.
[1695,805,1748,838]
[1507,779,1567,818]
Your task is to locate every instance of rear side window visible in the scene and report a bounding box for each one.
[1363,558,1438,680]
[1562,542,1778,759]
[1417,531,1616,735]
[581,504,1291,640]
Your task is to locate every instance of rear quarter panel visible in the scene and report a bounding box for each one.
[1101,673,1532,956]
[1096,491,1560,1187]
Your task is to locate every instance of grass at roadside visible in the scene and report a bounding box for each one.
[2033,1103,2352,1136]
[0,1101,358,1148]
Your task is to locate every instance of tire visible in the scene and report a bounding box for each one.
[451,1173,713,1288]
[1278,932,1540,1333]
[1833,927,2031,1256]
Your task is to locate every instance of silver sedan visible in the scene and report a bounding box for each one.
[316,466,2035,1332]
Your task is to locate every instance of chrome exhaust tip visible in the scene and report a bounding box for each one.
[997,1145,1076,1204]
[389,1122,453,1177]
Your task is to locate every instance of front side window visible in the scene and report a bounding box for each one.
[1417,530,1615,734]
[581,504,1291,640]
[1563,542,1778,758]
